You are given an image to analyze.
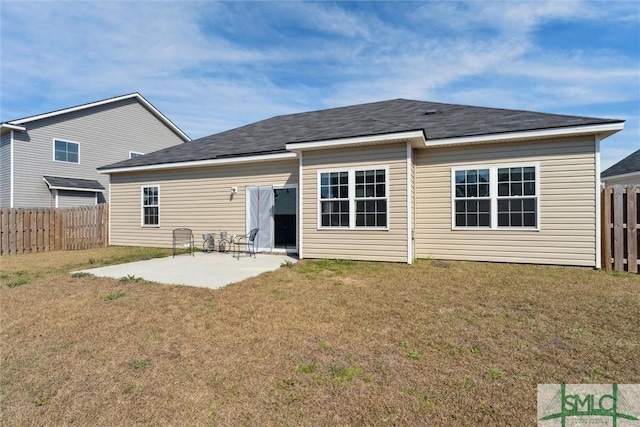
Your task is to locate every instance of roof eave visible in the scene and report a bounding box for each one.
[423,122,625,148]
[285,130,427,152]
[601,171,640,181]
[99,151,298,174]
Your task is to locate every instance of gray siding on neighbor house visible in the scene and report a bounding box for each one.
[10,97,185,208]
[57,190,97,208]
[0,133,11,207]
[414,136,599,267]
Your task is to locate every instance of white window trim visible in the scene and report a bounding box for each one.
[141,185,160,228]
[317,166,390,230]
[52,138,80,164]
[451,163,540,231]
[129,151,144,159]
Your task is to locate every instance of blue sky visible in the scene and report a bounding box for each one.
[1,0,638,170]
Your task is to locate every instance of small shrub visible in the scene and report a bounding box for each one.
[105,292,125,301]
[120,274,143,283]
[407,351,421,360]
[488,368,504,379]
[71,272,93,278]
[130,359,149,369]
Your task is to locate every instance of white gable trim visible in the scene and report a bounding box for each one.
[424,123,624,148]
[601,171,640,183]
[286,130,427,151]
[99,152,298,174]
[8,93,190,142]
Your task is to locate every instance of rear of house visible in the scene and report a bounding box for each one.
[100,99,624,268]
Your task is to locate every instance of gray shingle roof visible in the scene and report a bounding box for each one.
[43,176,105,191]
[601,149,640,178]
[99,98,623,170]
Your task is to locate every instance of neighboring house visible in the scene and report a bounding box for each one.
[601,149,640,186]
[99,99,624,267]
[0,93,190,208]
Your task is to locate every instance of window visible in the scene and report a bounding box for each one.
[142,186,159,226]
[54,139,79,163]
[130,151,143,159]
[452,165,538,229]
[319,168,388,229]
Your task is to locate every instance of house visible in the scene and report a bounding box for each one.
[98,99,624,267]
[0,93,190,208]
[601,149,640,186]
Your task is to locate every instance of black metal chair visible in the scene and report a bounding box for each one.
[173,228,195,257]
[233,228,259,259]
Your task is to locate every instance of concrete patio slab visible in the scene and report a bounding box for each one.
[73,252,297,290]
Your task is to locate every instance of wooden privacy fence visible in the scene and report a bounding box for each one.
[0,204,109,255]
[602,185,639,273]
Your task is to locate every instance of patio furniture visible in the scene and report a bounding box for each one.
[173,228,195,257]
[233,228,259,259]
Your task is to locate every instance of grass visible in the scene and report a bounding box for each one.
[1,251,639,426]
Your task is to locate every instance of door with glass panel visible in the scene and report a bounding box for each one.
[246,185,297,252]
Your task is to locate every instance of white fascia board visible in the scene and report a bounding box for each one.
[9,93,191,142]
[46,186,104,193]
[423,123,625,148]
[285,130,427,152]
[601,171,640,182]
[1,124,26,132]
[99,152,298,174]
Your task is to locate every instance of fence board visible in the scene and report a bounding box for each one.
[0,204,109,255]
[627,186,638,273]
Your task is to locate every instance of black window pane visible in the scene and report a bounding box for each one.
[467,170,477,184]
[479,200,490,213]
[320,174,328,186]
[498,199,508,211]
[356,214,364,226]
[479,184,489,197]
[376,170,385,181]
[330,174,338,185]
[510,168,522,181]
[455,171,465,184]
[455,200,465,213]
[456,185,465,197]
[321,188,329,199]
[339,187,348,198]
[468,200,477,213]
[511,213,522,227]
[340,173,348,184]
[456,214,466,226]
[366,200,374,211]
[330,214,339,226]
[377,200,386,211]
[376,184,385,197]
[512,199,522,211]
[498,213,509,226]
[478,169,490,183]
[355,187,364,198]
[523,198,535,211]
[467,185,477,197]
[365,170,374,183]
[524,182,535,196]
[498,169,509,181]
[356,201,364,211]
[365,185,374,197]
[524,213,536,227]
[322,215,329,226]
[467,214,478,226]
[498,183,509,196]
[341,214,349,225]
[340,201,349,211]
[523,167,535,180]
[511,183,522,196]
[377,214,387,226]
[479,213,490,227]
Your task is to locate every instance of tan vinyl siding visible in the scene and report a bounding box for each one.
[0,133,11,207]
[414,136,598,267]
[11,98,184,208]
[301,143,408,263]
[109,159,298,248]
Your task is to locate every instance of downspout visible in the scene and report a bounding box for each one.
[406,141,413,264]
[298,152,303,259]
[10,130,14,207]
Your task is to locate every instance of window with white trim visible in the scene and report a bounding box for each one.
[130,151,143,159]
[54,139,79,163]
[142,186,159,226]
[453,165,538,229]
[319,168,388,229]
